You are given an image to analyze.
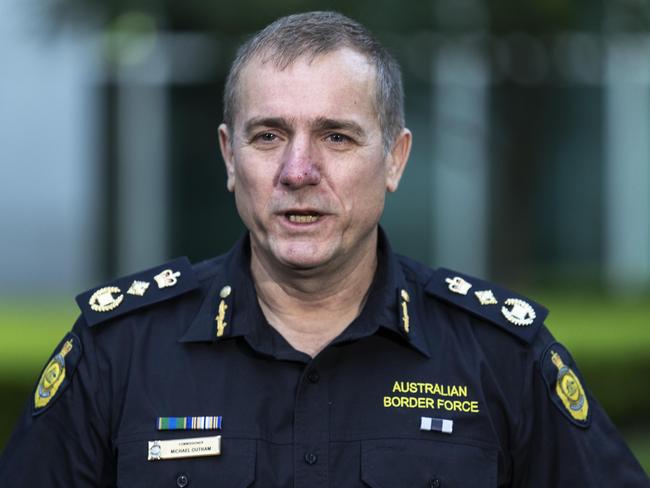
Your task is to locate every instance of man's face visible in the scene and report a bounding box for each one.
[219,48,411,272]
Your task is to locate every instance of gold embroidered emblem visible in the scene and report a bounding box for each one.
[215,301,228,337]
[215,286,231,337]
[400,289,410,334]
[551,350,589,421]
[89,286,124,312]
[34,339,74,409]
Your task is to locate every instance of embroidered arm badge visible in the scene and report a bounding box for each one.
[33,332,82,416]
[540,342,591,428]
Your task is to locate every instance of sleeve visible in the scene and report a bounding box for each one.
[0,317,116,487]
[510,327,649,487]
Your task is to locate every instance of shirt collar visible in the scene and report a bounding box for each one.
[180,228,430,358]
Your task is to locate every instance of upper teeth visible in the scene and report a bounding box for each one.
[289,214,319,223]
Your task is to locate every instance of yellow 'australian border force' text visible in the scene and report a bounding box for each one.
[383,381,480,413]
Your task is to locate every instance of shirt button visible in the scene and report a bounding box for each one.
[307,370,320,383]
[176,473,189,487]
[429,479,441,488]
[304,452,318,465]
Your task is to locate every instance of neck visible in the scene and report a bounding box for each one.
[250,231,379,357]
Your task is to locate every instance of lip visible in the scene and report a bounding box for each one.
[277,208,329,228]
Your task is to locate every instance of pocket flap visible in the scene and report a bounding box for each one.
[362,438,496,488]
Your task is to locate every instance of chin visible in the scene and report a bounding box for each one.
[272,240,335,270]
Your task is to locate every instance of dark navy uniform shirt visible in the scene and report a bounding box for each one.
[1,232,648,487]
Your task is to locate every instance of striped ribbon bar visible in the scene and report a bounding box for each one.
[420,416,453,434]
[157,416,223,431]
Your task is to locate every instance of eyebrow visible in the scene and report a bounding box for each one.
[244,117,293,136]
[243,116,367,139]
[311,117,366,138]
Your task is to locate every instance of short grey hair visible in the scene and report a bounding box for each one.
[223,11,405,152]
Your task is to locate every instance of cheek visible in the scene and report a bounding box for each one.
[338,163,387,214]
[232,159,279,217]
[238,144,285,180]
[232,163,258,211]
[234,157,270,196]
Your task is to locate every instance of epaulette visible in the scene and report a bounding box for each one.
[425,267,548,344]
[75,257,200,327]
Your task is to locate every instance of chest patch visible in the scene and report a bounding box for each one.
[382,380,481,414]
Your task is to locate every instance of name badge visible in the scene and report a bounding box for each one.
[148,435,221,461]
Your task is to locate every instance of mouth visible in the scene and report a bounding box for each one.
[284,211,323,224]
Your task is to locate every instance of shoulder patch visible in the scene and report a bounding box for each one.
[540,342,591,428]
[33,332,82,416]
[425,267,548,344]
[76,257,199,327]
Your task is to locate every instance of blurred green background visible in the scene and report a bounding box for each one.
[1,0,649,475]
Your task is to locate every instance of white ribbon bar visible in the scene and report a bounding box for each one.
[420,416,453,434]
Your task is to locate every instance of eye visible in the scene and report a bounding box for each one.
[325,133,351,144]
[250,131,283,148]
[256,132,277,143]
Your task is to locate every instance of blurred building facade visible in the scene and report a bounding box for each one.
[1,0,649,295]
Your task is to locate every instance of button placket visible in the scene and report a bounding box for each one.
[293,359,330,487]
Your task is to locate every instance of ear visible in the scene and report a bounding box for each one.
[219,123,236,192]
[385,128,412,192]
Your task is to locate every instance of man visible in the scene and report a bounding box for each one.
[0,11,647,487]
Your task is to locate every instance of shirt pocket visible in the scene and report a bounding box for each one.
[116,435,256,488]
[361,438,497,488]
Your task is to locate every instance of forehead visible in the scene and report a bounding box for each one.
[234,48,379,127]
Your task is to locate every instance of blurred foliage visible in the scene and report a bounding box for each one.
[536,292,650,423]
[42,0,434,34]
[0,301,77,382]
[36,0,650,34]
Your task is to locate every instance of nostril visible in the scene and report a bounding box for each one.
[279,162,321,187]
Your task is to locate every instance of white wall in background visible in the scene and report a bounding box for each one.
[0,1,101,294]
